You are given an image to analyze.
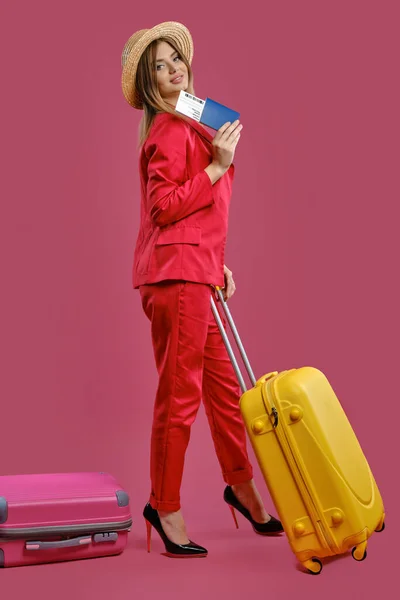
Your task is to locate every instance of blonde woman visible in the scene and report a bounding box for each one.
[121,21,283,558]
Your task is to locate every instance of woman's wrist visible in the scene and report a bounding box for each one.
[204,162,228,184]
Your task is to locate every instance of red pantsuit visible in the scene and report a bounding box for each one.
[133,112,253,510]
[140,281,253,511]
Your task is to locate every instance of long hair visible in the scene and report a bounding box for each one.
[136,37,195,147]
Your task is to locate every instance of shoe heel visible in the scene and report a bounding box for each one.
[145,519,152,553]
[229,505,239,529]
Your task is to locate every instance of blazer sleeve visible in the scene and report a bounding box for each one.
[145,118,214,227]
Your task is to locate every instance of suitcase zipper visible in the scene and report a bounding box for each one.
[0,518,132,540]
[262,377,336,553]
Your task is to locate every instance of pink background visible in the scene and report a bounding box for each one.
[1,0,398,597]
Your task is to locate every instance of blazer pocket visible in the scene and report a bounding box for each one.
[156,226,202,246]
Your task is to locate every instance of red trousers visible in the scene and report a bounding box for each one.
[139,281,253,511]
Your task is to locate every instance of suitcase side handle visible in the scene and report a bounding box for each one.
[25,536,92,551]
[25,532,120,551]
[210,286,257,393]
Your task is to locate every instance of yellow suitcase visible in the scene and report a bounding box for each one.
[211,288,385,575]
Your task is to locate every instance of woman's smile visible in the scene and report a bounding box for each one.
[170,74,184,84]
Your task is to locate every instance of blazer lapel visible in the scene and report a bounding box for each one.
[180,114,214,145]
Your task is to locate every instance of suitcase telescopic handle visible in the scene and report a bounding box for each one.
[210,286,257,394]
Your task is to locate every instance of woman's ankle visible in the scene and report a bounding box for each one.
[231,480,271,523]
[158,509,190,545]
[231,479,255,494]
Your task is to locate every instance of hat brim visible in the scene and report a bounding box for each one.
[121,21,194,109]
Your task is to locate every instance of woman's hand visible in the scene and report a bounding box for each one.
[222,264,236,301]
[211,120,243,174]
[204,120,243,184]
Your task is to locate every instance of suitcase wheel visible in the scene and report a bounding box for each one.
[375,521,385,533]
[352,545,367,562]
[304,558,323,575]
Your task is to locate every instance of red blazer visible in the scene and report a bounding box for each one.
[132,112,235,289]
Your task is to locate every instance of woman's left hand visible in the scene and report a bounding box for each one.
[223,265,236,301]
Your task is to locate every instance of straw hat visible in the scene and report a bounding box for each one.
[121,21,194,109]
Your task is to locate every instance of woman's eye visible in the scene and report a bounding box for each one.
[156,64,164,70]
[174,56,181,62]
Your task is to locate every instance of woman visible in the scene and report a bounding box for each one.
[121,21,283,558]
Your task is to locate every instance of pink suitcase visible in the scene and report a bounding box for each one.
[0,472,132,568]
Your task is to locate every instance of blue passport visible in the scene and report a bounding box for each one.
[200,98,240,130]
[175,91,240,131]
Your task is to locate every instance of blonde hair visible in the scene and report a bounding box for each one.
[136,37,195,146]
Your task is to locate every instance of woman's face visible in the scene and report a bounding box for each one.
[155,41,189,105]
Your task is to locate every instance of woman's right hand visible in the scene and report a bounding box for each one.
[204,120,243,185]
[211,120,243,173]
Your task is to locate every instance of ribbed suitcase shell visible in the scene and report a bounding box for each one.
[239,368,385,574]
[0,472,132,567]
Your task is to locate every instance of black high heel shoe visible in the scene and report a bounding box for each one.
[143,503,208,558]
[223,486,284,535]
